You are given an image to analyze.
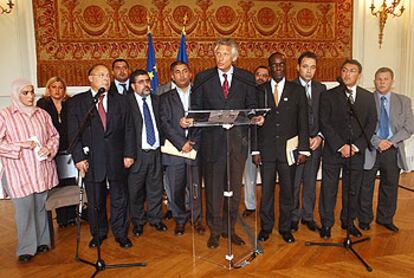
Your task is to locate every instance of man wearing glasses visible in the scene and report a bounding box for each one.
[318,59,377,239]
[127,69,167,238]
[67,64,136,249]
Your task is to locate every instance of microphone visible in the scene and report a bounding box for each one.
[93,87,106,102]
[336,77,351,94]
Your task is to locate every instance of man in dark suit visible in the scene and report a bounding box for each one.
[318,59,377,239]
[189,38,263,249]
[291,51,326,233]
[109,58,131,96]
[358,67,414,232]
[253,52,310,244]
[159,61,205,236]
[127,69,167,238]
[67,64,136,249]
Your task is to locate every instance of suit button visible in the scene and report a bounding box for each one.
[276,123,280,127]
[276,136,280,139]
[276,111,280,114]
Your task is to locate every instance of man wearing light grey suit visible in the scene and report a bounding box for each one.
[358,67,414,232]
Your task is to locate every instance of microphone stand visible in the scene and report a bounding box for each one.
[68,91,146,277]
[305,85,373,272]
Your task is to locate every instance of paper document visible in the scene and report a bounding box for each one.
[161,139,197,160]
[286,136,299,166]
[28,136,47,161]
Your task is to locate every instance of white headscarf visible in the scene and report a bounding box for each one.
[10,78,36,115]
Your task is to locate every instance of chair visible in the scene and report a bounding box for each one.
[45,152,86,249]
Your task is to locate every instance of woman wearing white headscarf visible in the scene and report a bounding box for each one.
[0,78,59,263]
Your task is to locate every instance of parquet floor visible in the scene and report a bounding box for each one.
[0,173,414,277]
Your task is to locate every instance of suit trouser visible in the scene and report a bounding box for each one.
[359,148,400,224]
[291,152,321,222]
[318,158,363,228]
[204,156,245,236]
[260,160,296,233]
[244,151,257,210]
[3,183,50,257]
[85,179,129,240]
[128,150,163,226]
[166,162,202,225]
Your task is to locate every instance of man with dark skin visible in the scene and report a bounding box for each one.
[253,52,309,243]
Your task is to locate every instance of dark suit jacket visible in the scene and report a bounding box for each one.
[67,90,136,182]
[159,88,200,166]
[127,92,162,172]
[191,67,257,162]
[292,78,326,137]
[109,81,132,96]
[319,85,377,164]
[254,79,310,162]
[37,97,69,151]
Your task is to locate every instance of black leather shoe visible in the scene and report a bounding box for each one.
[18,254,33,263]
[280,231,295,243]
[133,225,144,237]
[193,223,206,235]
[358,222,371,231]
[116,237,133,249]
[377,222,399,232]
[221,233,245,246]
[175,223,185,236]
[164,210,173,220]
[341,223,362,238]
[320,226,331,239]
[242,209,255,217]
[301,219,320,232]
[207,234,220,249]
[258,229,271,242]
[290,221,299,233]
[36,245,49,254]
[88,236,107,248]
[150,222,168,231]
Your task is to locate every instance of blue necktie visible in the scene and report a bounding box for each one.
[379,96,390,139]
[142,98,156,146]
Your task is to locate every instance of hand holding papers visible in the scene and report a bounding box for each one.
[286,136,299,166]
[161,139,197,160]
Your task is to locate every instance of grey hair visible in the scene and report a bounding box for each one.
[214,38,239,58]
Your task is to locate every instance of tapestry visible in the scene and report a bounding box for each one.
[33,0,353,86]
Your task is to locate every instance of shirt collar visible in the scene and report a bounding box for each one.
[376,91,391,101]
[176,85,191,95]
[271,77,285,88]
[217,66,234,77]
[298,77,311,87]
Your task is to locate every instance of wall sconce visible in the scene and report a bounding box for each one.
[0,0,14,15]
[370,0,405,48]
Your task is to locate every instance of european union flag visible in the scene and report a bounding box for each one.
[146,31,158,94]
[177,31,188,64]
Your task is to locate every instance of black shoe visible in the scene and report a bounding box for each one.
[258,229,271,242]
[133,225,144,237]
[341,224,362,238]
[290,221,299,232]
[301,219,320,232]
[242,209,255,217]
[164,210,173,220]
[280,231,295,243]
[175,223,185,236]
[193,223,206,235]
[320,226,331,239]
[36,245,49,254]
[207,234,220,249]
[221,233,245,246]
[358,222,371,231]
[116,237,133,249]
[150,222,168,231]
[88,236,107,248]
[18,254,33,263]
[377,221,399,232]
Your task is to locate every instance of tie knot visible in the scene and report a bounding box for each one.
[223,73,227,79]
[142,97,147,102]
[98,94,104,101]
[381,96,386,102]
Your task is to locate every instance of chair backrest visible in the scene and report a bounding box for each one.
[55,151,78,180]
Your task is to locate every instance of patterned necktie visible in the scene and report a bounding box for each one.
[222,73,229,99]
[97,94,106,130]
[142,97,156,146]
[347,90,355,104]
[274,83,279,106]
[305,83,312,106]
[120,83,128,95]
[379,96,390,139]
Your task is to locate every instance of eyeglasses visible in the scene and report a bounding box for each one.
[20,90,35,96]
[90,73,111,79]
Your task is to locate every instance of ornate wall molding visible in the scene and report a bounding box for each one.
[33,0,353,86]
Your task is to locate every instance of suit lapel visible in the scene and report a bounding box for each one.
[172,89,185,116]
[390,93,399,133]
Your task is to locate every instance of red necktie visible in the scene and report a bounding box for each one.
[97,95,106,130]
[222,73,229,99]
